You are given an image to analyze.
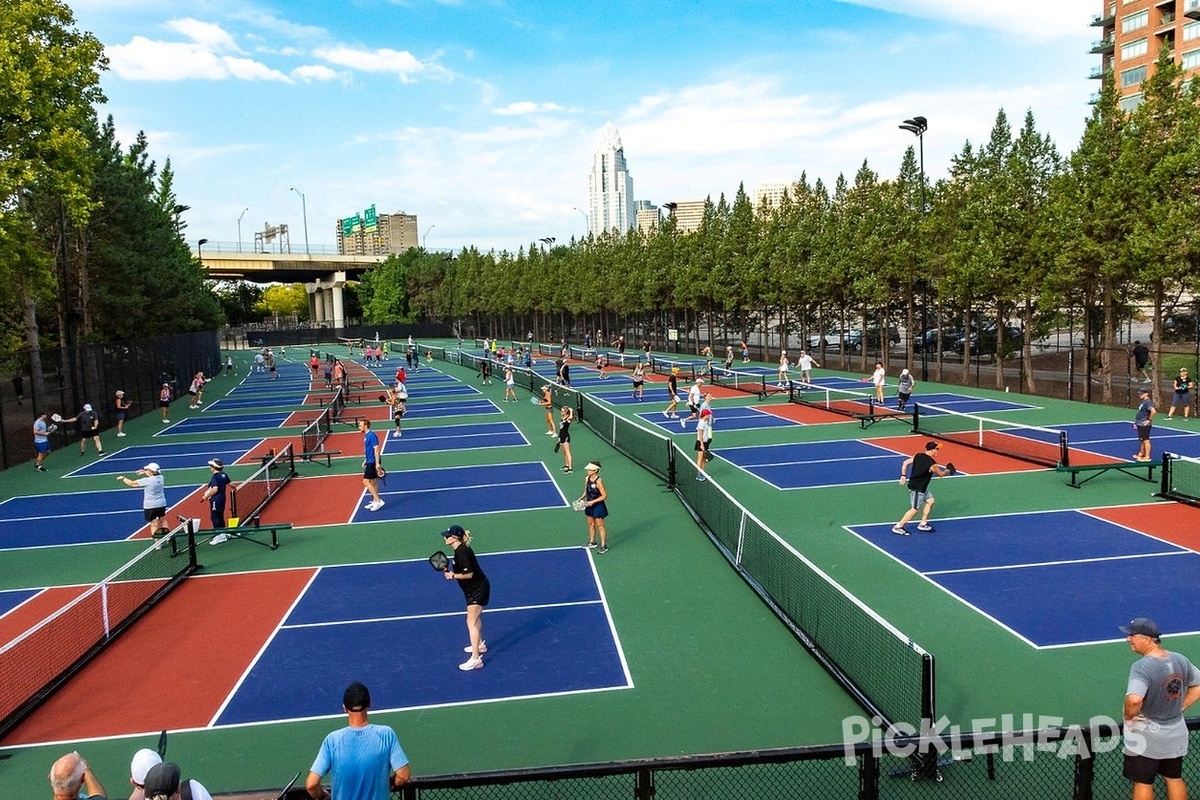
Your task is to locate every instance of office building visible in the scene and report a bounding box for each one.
[635,201,660,233]
[587,124,637,235]
[1092,1,1200,111]
[664,200,707,235]
[753,182,789,212]
[337,209,418,255]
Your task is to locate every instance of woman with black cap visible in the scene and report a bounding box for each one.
[442,524,490,670]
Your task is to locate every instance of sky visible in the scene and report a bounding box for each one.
[68,0,1098,254]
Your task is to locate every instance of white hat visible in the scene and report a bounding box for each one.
[901,368,909,375]
[143,463,161,472]
[83,403,93,412]
[130,748,162,785]
[116,390,125,396]
[183,778,213,800]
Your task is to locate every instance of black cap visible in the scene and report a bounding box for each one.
[1120,617,1161,639]
[343,681,370,711]
[143,762,182,798]
[441,524,465,540]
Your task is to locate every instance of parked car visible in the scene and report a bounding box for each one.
[940,323,1023,355]
[808,328,899,352]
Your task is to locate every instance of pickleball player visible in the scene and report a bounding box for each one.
[892,441,950,536]
[201,458,231,529]
[442,524,490,671]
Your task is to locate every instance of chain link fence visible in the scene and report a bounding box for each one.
[0,330,219,471]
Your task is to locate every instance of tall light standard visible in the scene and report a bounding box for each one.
[423,224,435,249]
[197,238,209,262]
[899,115,929,380]
[572,207,588,235]
[290,187,310,254]
[237,207,249,253]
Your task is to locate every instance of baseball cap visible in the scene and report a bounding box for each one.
[83,403,93,412]
[700,408,712,417]
[441,524,466,540]
[1139,387,1150,395]
[343,681,371,711]
[143,762,181,799]
[130,748,162,785]
[207,458,223,470]
[116,390,125,396]
[181,778,213,800]
[1120,617,1161,638]
[143,463,161,472]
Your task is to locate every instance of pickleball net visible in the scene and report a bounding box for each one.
[300,407,334,455]
[787,380,894,419]
[1160,453,1200,506]
[231,442,297,524]
[912,403,1070,467]
[0,521,198,738]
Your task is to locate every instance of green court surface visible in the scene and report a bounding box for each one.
[1,344,1198,796]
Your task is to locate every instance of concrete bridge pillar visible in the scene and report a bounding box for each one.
[330,271,347,329]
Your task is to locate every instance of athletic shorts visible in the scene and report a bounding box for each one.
[559,430,571,444]
[694,439,710,453]
[143,506,167,522]
[464,579,491,607]
[1124,753,1183,784]
[363,463,379,480]
[159,400,170,408]
[1137,425,1152,442]
[633,380,643,388]
[34,440,50,454]
[908,489,932,510]
[116,411,127,421]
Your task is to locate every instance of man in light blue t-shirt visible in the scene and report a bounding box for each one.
[307,682,410,800]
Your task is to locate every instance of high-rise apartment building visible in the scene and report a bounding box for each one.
[1092,0,1200,111]
[635,201,660,234]
[587,124,636,235]
[753,182,789,212]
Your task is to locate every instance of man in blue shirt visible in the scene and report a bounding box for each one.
[306,682,410,800]
[32,411,52,472]
[359,418,384,511]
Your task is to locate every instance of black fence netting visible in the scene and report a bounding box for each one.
[0,330,219,471]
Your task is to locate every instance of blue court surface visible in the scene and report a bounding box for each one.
[634,406,794,434]
[205,391,317,411]
[215,547,629,726]
[848,509,1200,648]
[154,411,296,436]
[378,422,528,455]
[1057,420,1200,461]
[66,439,268,477]
[354,461,566,522]
[719,439,919,490]
[399,398,501,419]
[0,486,195,549]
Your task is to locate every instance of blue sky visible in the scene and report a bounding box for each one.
[70,0,1096,253]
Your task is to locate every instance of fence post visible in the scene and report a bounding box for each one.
[858,751,879,800]
[634,766,655,799]
[1072,725,1095,800]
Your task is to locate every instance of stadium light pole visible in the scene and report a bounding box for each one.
[423,224,436,249]
[237,207,249,253]
[899,115,928,380]
[290,187,310,255]
[572,207,588,235]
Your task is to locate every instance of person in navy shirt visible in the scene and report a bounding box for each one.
[201,458,231,529]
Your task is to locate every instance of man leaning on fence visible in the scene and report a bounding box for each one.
[1121,616,1200,800]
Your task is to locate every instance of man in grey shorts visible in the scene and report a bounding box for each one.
[892,441,951,536]
[1121,616,1200,800]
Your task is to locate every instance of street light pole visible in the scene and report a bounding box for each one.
[290,187,310,255]
[572,207,588,235]
[423,224,435,249]
[899,115,929,380]
[197,238,209,262]
[237,207,249,253]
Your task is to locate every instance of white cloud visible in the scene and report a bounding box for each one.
[292,64,341,83]
[312,46,448,82]
[493,101,566,116]
[106,19,291,82]
[836,0,1093,41]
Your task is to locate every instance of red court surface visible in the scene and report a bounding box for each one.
[2,569,316,746]
[866,434,1045,475]
[0,586,89,645]
[254,474,366,528]
[1088,502,1200,552]
[754,402,858,425]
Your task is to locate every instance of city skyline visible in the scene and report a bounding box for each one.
[70,1,1094,253]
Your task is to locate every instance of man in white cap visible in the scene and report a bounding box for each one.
[896,368,916,412]
[62,403,104,457]
[129,747,161,800]
[117,463,169,537]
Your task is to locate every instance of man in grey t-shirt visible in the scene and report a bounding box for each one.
[1121,616,1200,800]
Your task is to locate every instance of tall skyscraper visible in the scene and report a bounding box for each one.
[1092,1,1200,112]
[587,123,636,235]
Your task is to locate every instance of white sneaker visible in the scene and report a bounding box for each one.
[117,432,126,437]
[366,500,384,511]
[459,656,484,671]
[546,430,557,436]
[209,533,230,545]
[189,405,197,409]
[162,419,170,424]
[463,642,488,653]
[680,418,686,428]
